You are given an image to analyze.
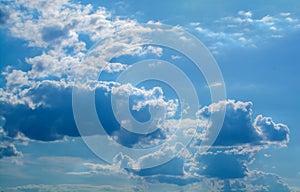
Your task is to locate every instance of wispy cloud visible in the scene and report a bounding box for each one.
[188,10,300,53]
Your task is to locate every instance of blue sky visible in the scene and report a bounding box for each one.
[0,0,300,191]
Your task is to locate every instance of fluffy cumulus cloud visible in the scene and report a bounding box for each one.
[0,0,162,106]
[0,0,175,146]
[61,100,288,190]
[0,0,166,142]
[1,81,177,144]
[129,100,290,191]
[197,100,289,147]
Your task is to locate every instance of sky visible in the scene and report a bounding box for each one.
[0,0,300,191]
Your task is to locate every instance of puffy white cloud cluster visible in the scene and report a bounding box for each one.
[112,84,178,118]
[125,100,290,191]
[195,100,289,147]
[0,0,177,145]
[183,100,289,180]
[60,100,290,191]
[0,0,160,109]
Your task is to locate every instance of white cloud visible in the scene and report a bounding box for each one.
[146,46,163,57]
[264,153,271,158]
[111,84,178,119]
[0,0,161,109]
[190,11,300,51]
[189,22,201,26]
[0,184,137,192]
[238,10,253,18]
[257,15,276,25]
[254,115,290,146]
[285,17,297,22]
[280,12,291,17]
[171,55,181,60]
[0,143,22,159]
[270,26,278,31]
[208,82,223,88]
[134,142,187,169]
[0,2,295,190]
[177,100,290,183]
[67,162,127,176]
[195,100,289,147]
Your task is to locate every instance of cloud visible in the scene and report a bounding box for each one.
[198,170,291,192]
[0,0,161,112]
[0,143,22,159]
[0,79,178,144]
[171,55,181,60]
[145,46,163,57]
[0,98,292,190]
[2,95,289,188]
[0,122,25,159]
[0,7,9,25]
[254,115,289,144]
[67,162,127,176]
[132,157,185,177]
[0,0,175,144]
[238,10,253,18]
[0,1,294,191]
[189,10,300,52]
[0,184,138,192]
[280,12,291,17]
[41,25,70,42]
[187,100,289,179]
[196,100,289,147]
[0,175,290,192]
[1,83,79,141]
[130,170,291,191]
[127,100,290,190]
[112,84,178,118]
[239,170,291,192]
[191,151,249,179]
